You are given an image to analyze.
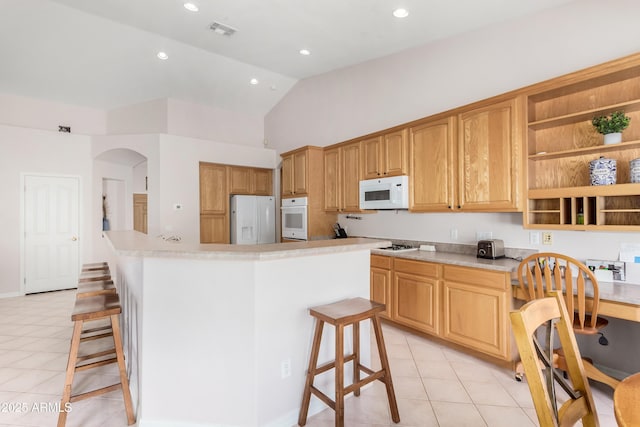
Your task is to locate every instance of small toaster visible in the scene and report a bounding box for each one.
[477,239,505,259]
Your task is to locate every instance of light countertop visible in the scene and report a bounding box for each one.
[105,231,391,260]
[371,248,522,273]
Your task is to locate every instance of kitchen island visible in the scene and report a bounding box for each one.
[104,231,390,427]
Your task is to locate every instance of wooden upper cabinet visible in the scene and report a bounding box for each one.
[410,117,457,211]
[199,162,228,214]
[323,141,363,212]
[252,168,273,195]
[281,148,312,197]
[229,166,251,194]
[457,97,523,211]
[341,141,363,212]
[229,166,273,195]
[323,146,341,211]
[362,129,408,179]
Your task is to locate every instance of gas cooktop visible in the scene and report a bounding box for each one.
[379,244,418,253]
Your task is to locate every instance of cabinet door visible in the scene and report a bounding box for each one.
[281,155,294,197]
[362,136,383,179]
[383,129,408,177]
[458,98,520,210]
[324,147,341,211]
[341,142,363,212]
[229,166,252,194]
[200,214,229,243]
[393,271,439,335]
[442,265,509,360]
[293,151,308,195]
[252,168,273,196]
[371,267,392,319]
[370,255,392,318]
[410,117,456,211]
[200,163,227,214]
[133,193,147,234]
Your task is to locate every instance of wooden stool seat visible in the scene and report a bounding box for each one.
[81,262,109,272]
[78,270,111,283]
[76,280,116,298]
[298,297,400,427]
[58,294,135,427]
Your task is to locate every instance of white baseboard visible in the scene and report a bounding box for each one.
[0,291,21,299]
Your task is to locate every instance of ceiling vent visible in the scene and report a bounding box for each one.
[209,21,237,36]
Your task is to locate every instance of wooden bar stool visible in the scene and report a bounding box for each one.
[78,269,111,283]
[81,262,109,272]
[58,294,135,427]
[298,297,400,427]
[76,280,116,298]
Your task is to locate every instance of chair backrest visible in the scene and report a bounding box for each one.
[517,252,601,332]
[510,291,599,427]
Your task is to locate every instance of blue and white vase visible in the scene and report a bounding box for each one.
[630,158,640,184]
[589,156,616,186]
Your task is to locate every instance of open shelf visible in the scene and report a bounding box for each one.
[528,100,640,130]
[528,140,640,161]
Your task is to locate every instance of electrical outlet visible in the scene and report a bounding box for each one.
[542,232,553,245]
[173,203,183,211]
[529,232,541,245]
[281,358,291,378]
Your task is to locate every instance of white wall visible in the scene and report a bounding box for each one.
[0,93,106,135]
[167,98,265,148]
[266,0,640,153]
[106,97,266,149]
[0,124,93,296]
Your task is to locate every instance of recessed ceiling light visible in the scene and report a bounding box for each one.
[183,2,198,12]
[250,78,259,85]
[393,8,409,18]
[157,51,168,60]
[299,49,311,56]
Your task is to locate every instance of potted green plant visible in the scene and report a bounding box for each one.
[592,111,631,144]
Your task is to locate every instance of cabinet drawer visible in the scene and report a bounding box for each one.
[443,265,508,290]
[371,254,392,269]
[394,258,440,278]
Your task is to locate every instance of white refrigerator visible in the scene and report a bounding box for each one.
[230,195,276,244]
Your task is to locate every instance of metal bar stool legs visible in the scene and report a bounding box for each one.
[298,297,400,427]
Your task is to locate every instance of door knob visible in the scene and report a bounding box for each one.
[71,236,78,241]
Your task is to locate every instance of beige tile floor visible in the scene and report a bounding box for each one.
[0,290,617,427]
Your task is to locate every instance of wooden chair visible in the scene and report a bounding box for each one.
[515,252,620,390]
[510,291,599,427]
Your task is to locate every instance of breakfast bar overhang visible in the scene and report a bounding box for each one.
[104,231,390,427]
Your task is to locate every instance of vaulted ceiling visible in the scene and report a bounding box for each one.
[0,0,577,115]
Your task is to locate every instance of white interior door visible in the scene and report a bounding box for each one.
[24,175,80,294]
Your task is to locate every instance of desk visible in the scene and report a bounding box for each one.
[614,372,640,426]
[513,279,640,323]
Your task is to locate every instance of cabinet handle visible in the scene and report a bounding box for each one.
[448,205,451,209]
[457,205,461,209]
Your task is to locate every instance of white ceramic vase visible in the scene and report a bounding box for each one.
[603,132,622,145]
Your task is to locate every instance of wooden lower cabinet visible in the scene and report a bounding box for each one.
[393,258,440,335]
[370,255,512,361]
[442,265,510,360]
[200,214,228,244]
[370,255,392,318]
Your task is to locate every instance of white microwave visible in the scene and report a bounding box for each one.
[281,197,308,240]
[359,175,409,210]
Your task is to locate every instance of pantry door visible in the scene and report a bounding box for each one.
[24,175,80,294]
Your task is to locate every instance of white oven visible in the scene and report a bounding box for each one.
[281,197,308,240]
